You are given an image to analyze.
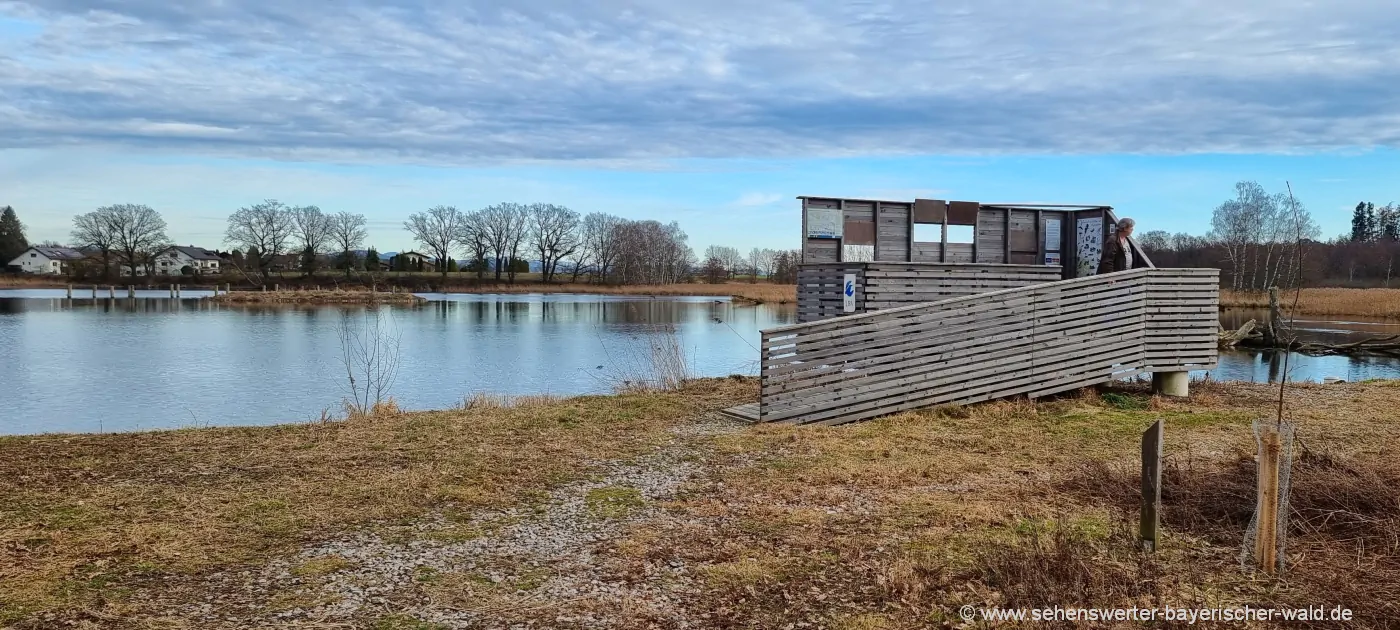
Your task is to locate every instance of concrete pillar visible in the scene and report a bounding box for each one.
[1152,371,1189,397]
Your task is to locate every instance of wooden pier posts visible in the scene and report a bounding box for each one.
[66,284,73,299]
[91,285,98,299]
[109,285,116,299]
[127,285,135,298]
[170,284,176,298]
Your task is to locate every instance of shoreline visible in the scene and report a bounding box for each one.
[3,378,1397,625]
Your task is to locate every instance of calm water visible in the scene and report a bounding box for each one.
[2,291,1398,435]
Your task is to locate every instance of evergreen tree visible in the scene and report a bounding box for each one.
[364,247,379,271]
[0,206,28,264]
[447,258,458,273]
[1351,202,1379,242]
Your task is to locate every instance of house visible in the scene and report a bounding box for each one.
[390,251,435,271]
[7,246,87,275]
[155,246,223,275]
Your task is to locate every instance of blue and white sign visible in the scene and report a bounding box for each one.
[843,273,856,312]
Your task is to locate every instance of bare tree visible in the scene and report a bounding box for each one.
[581,212,622,283]
[458,210,492,281]
[225,199,294,285]
[291,205,333,277]
[328,211,368,277]
[404,205,465,278]
[337,307,402,417]
[71,209,117,280]
[704,245,743,279]
[529,203,581,283]
[746,247,777,282]
[98,204,169,278]
[481,203,529,282]
[614,220,694,285]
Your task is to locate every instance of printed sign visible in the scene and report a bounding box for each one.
[1044,253,1061,265]
[807,207,843,239]
[1044,218,1061,251]
[1075,217,1104,277]
[842,273,856,312]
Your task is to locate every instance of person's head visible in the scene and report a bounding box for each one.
[1116,217,1135,239]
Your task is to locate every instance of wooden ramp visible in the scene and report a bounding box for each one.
[718,403,760,423]
[757,268,1219,426]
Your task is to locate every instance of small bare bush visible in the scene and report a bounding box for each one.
[596,324,691,393]
[337,307,402,417]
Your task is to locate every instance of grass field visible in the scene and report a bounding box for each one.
[3,378,1398,627]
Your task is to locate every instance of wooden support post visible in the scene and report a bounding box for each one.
[1141,419,1163,551]
[127,285,135,298]
[274,284,280,292]
[1255,423,1283,574]
[176,284,181,298]
[91,285,98,298]
[109,285,116,299]
[66,284,73,299]
[170,284,176,298]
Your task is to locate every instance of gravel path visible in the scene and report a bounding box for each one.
[180,417,744,629]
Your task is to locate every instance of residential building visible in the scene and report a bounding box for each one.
[155,246,222,275]
[6,246,87,275]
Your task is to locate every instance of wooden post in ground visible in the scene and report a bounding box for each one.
[275,284,280,292]
[91,285,97,298]
[109,285,116,299]
[66,284,73,299]
[1264,286,1282,347]
[1255,423,1283,574]
[1141,419,1164,551]
[176,284,181,298]
[169,284,175,298]
[127,285,135,298]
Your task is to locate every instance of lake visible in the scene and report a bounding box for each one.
[3,290,1399,435]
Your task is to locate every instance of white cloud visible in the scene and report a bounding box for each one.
[2,0,1399,162]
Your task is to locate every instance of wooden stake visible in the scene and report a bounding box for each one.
[66,284,73,299]
[91,285,97,298]
[1255,423,1282,573]
[1141,419,1164,551]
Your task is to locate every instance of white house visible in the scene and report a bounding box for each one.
[153,246,222,275]
[7,246,87,275]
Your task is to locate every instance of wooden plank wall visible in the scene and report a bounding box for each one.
[760,268,1219,425]
[795,263,1061,323]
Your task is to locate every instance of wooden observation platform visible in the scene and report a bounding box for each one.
[722,195,1219,425]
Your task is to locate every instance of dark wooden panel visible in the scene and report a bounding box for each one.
[843,220,876,246]
[948,201,980,225]
[913,199,947,223]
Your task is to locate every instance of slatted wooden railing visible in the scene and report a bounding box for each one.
[796,262,1063,323]
[759,268,1219,425]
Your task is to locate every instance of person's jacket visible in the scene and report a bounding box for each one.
[1097,237,1135,274]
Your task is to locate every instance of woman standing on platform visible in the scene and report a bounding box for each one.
[1098,217,1137,274]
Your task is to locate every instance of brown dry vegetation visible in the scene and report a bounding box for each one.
[0,381,747,626]
[4,379,1400,628]
[208,289,427,305]
[1222,287,1400,318]
[616,380,1400,628]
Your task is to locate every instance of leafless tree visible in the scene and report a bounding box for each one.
[328,211,368,277]
[337,307,402,417]
[71,209,118,279]
[291,205,333,276]
[529,203,581,283]
[225,199,294,285]
[480,202,529,282]
[614,220,694,285]
[704,245,742,279]
[747,247,777,281]
[458,209,492,280]
[581,212,623,283]
[404,205,465,278]
[97,204,169,278]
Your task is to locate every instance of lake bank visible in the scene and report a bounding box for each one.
[0,274,793,304]
[3,377,1396,627]
[1221,287,1400,319]
[208,289,427,305]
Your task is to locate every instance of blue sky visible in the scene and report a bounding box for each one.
[3,1,1399,254]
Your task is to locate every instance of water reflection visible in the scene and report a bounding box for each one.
[3,289,1398,435]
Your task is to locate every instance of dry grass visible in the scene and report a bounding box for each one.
[614,380,1400,628]
[1222,287,1400,318]
[210,289,427,305]
[443,281,796,304]
[0,378,752,626]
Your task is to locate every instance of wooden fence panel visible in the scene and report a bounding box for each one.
[760,268,1218,425]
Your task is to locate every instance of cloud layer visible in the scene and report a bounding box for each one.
[4,0,1400,162]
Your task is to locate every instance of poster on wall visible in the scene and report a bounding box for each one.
[1044,218,1061,251]
[806,207,843,239]
[1075,217,1103,277]
[1044,253,1061,265]
[842,274,856,312]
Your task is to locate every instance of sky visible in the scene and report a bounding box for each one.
[3,1,1400,254]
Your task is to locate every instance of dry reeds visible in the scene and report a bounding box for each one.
[1222,288,1400,319]
[596,324,692,393]
[210,289,426,305]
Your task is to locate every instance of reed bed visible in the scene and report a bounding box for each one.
[1221,288,1400,318]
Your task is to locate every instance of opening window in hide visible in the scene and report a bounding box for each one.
[842,219,875,262]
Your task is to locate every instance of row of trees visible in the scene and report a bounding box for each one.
[699,246,801,283]
[1136,181,1400,288]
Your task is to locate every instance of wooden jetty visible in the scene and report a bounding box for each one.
[725,195,1218,425]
